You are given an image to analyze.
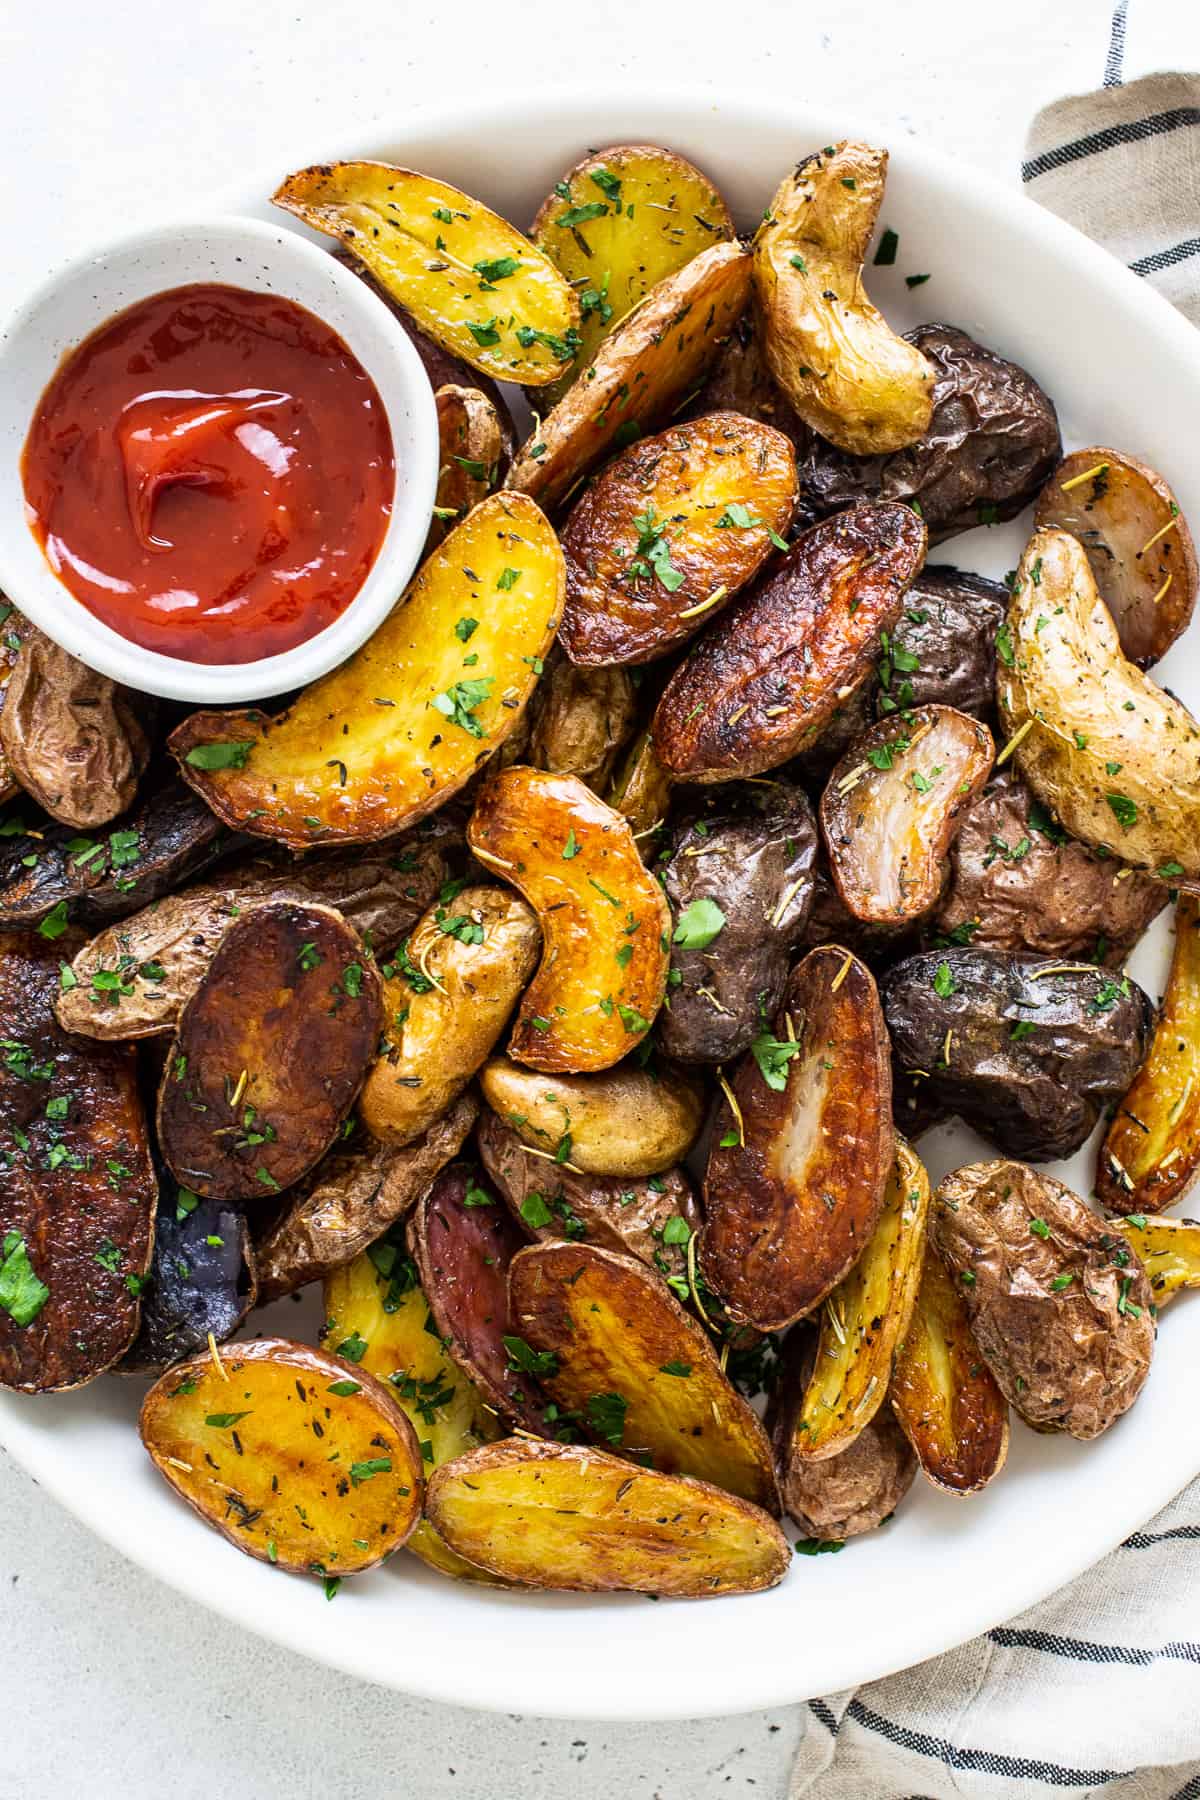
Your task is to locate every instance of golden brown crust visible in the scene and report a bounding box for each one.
[478,1056,704,1177]
[891,1246,1010,1496]
[429,384,506,541]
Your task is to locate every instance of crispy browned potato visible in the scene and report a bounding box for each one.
[1036,448,1197,668]
[467,766,670,1073]
[429,384,507,540]
[426,1438,790,1596]
[753,142,935,454]
[157,903,382,1200]
[559,414,797,665]
[1098,896,1200,1213]
[140,1338,423,1575]
[606,731,673,838]
[170,493,563,849]
[254,1095,477,1301]
[1115,1213,1200,1306]
[687,311,804,449]
[890,1244,1010,1496]
[0,930,156,1392]
[121,1183,256,1375]
[508,241,751,510]
[0,624,150,828]
[702,946,894,1329]
[0,600,27,805]
[273,162,579,386]
[479,1056,704,1177]
[527,652,638,791]
[360,885,539,1145]
[652,504,927,782]
[821,706,994,924]
[932,1159,1155,1439]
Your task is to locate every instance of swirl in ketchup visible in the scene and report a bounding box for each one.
[21,283,395,665]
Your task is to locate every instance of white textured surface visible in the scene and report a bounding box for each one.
[0,1,1111,1794]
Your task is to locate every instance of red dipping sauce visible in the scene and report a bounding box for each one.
[21,283,394,664]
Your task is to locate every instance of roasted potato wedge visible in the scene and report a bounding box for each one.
[140,1338,423,1575]
[931,1160,1155,1439]
[508,240,751,510]
[479,1056,703,1177]
[559,413,798,665]
[873,567,1008,722]
[652,503,927,782]
[360,884,539,1145]
[890,1244,1010,1496]
[606,730,673,838]
[1036,448,1197,668]
[509,1242,778,1509]
[1098,895,1200,1213]
[121,1183,256,1374]
[531,142,734,400]
[998,527,1200,882]
[430,383,506,539]
[273,161,579,386]
[821,706,994,924]
[467,766,670,1073]
[158,902,382,1200]
[0,930,156,1391]
[753,142,935,454]
[1115,1213,1200,1306]
[0,600,27,805]
[170,493,563,849]
[426,1439,790,1596]
[527,652,637,791]
[702,946,894,1329]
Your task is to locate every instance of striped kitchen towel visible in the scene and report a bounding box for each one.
[792,10,1200,1798]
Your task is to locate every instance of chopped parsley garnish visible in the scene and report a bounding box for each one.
[750,1030,802,1091]
[431,677,493,738]
[502,1334,559,1379]
[184,741,254,771]
[933,961,957,999]
[672,897,725,950]
[0,1231,49,1327]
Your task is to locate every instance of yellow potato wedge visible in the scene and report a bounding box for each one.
[169,494,562,849]
[509,1241,779,1510]
[1114,1213,1200,1306]
[479,1056,704,1178]
[753,141,935,454]
[467,766,670,1072]
[426,1439,790,1596]
[430,384,507,540]
[139,1338,423,1577]
[273,161,579,385]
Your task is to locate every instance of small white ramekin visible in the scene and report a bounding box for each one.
[0,216,439,703]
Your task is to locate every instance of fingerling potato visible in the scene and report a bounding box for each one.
[874,567,1008,722]
[527,653,638,791]
[1115,1212,1200,1306]
[430,384,507,538]
[479,1056,704,1177]
[606,730,673,838]
[122,1183,256,1374]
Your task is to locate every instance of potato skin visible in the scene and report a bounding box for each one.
[652,503,927,782]
[931,1160,1155,1440]
[479,1056,704,1178]
[874,567,1008,722]
[1117,1213,1200,1306]
[658,779,818,1064]
[606,731,673,839]
[0,601,26,805]
[890,1246,1009,1496]
[527,652,637,792]
[429,384,506,541]
[559,413,798,665]
[121,1186,255,1374]
[771,1333,916,1537]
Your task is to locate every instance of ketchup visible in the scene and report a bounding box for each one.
[21,283,395,665]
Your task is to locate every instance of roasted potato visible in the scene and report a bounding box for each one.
[686,309,804,451]
[702,946,894,1329]
[426,1439,790,1596]
[140,1338,423,1575]
[657,779,818,1064]
[1098,896,1200,1213]
[998,527,1200,882]
[158,903,382,1200]
[467,766,670,1073]
[872,567,1008,722]
[1115,1213,1200,1306]
[360,885,539,1145]
[0,600,27,805]
[882,948,1153,1162]
[931,1160,1155,1439]
[1036,448,1197,668]
[508,240,751,510]
[890,1244,1009,1495]
[753,142,935,454]
[479,1056,703,1177]
[527,652,638,792]
[170,492,563,849]
[429,383,507,539]
[274,161,580,386]
[122,1182,256,1374]
[821,706,994,925]
[606,730,673,838]
[796,866,917,968]
[0,930,156,1391]
[652,503,927,782]
[558,413,798,665]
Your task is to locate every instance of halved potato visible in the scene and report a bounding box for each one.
[508,241,751,510]
[1098,896,1200,1214]
[652,503,927,782]
[821,705,994,924]
[559,413,798,665]
[273,162,579,385]
[467,766,670,1073]
[157,903,382,1200]
[509,1241,779,1509]
[426,1439,790,1596]
[890,1244,1010,1496]
[170,493,563,849]
[140,1338,422,1576]
[430,384,506,539]
[606,730,673,838]
[531,143,734,401]
[527,652,638,792]
[1115,1213,1200,1306]
[122,1185,255,1375]
[701,945,894,1329]
[753,142,935,455]
[478,1056,704,1177]
[1035,448,1197,668]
